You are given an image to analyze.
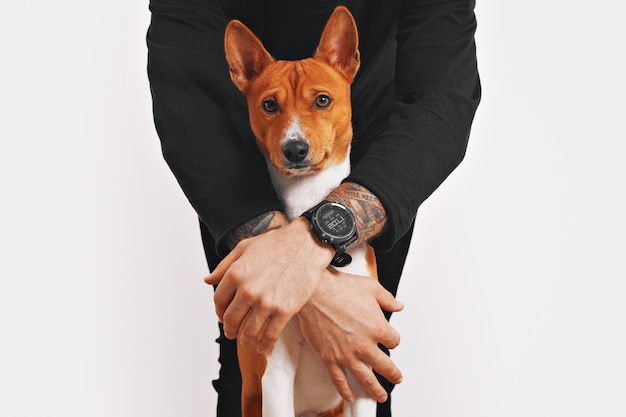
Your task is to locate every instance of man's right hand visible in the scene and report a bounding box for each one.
[297,268,404,403]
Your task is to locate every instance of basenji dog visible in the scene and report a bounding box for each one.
[224,7,377,417]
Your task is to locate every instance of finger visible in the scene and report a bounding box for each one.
[221,292,255,340]
[211,273,239,322]
[365,348,403,385]
[374,282,404,313]
[237,309,269,348]
[204,243,244,285]
[377,322,401,350]
[326,363,356,403]
[255,313,291,353]
[345,360,388,403]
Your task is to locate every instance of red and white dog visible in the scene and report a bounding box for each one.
[224,7,377,417]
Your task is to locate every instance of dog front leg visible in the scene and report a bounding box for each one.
[262,317,303,417]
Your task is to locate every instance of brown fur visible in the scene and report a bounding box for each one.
[238,343,267,417]
[366,245,378,280]
[320,402,345,417]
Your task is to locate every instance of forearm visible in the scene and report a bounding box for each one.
[223,210,290,250]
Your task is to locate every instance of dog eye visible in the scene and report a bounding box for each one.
[314,94,332,109]
[262,99,278,114]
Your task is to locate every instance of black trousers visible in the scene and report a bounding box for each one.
[200,221,413,416]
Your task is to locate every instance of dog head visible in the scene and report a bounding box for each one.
[224,6,360,177]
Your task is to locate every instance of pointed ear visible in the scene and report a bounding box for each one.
[224,20,274,93]
[314,6,360,82]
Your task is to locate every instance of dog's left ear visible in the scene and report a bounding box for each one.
[315,6,360,82]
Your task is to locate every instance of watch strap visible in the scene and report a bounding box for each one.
[330,252,352,267]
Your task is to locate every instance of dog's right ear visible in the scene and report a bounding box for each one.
[224,20,273,93]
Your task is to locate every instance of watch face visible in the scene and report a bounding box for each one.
[315,203,356,241]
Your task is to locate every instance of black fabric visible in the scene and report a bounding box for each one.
[149,1,480,415]
[147,0,480,256]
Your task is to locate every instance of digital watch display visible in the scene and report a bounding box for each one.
[302,201,358,267]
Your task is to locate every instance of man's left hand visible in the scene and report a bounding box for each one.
[204,217,334,352]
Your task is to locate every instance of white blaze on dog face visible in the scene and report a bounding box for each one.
[283,118,304,144]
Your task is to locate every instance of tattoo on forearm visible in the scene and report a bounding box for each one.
[326,182,387,246]
[225,210,288,250]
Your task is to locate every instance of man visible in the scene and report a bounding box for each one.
[147,1,480,416]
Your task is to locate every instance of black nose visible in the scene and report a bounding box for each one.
[282,140,309,163]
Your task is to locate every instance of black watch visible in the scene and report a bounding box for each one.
[301,201,358,267]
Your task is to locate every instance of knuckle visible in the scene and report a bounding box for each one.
[388,333,401,349]
[359,374,378,388]
[273,304,291,318]
[370,322,387,339]
[241,327,258,339]
[222,312,239,330]
[263,330,279,344]
[372,355,402,384]
[262,324,280,341]
[213,293,226,309]
[390,367,403,382]
[256,297,277,313]
[352,339,369,357]
[319,349,338,365]
[240,287,261,303]
[379,360,399,377]
[330,373,347,387]
[223,318,238,330]
[228,264,246,283]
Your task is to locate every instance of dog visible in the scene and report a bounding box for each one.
[224,7,377,417]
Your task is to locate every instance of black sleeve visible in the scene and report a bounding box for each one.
[346,0,481,251]
[147,0,281,256]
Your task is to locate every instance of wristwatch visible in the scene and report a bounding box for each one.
[301,201,358,267]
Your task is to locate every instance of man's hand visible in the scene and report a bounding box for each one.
[297,269,404,403]
[204,218,334,353]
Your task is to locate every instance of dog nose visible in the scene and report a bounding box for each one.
[282,140,309,163]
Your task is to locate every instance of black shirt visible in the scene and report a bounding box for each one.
[147,0,480,293]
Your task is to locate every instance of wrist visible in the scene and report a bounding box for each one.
[325,182,387,247]
[290,217,336,266]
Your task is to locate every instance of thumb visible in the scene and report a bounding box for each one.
[374,283,404,313]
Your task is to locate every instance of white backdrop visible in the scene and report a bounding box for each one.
[1,1,624,416]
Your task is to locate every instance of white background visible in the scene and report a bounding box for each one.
[1,1,625,416]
